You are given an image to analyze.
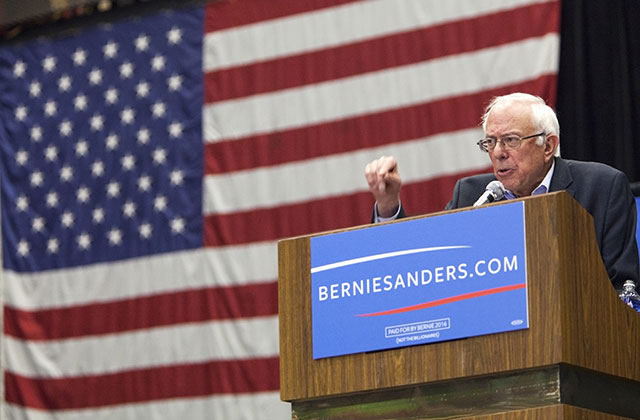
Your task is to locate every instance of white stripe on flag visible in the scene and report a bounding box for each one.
[4,244,277,310]
[5,316,278,378]
[203,0,553,71]
[203,127,488,214]
[203,34,559,142]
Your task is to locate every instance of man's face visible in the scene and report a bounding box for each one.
[485,102,555,197]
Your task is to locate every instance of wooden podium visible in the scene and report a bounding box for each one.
[278,192,640,419]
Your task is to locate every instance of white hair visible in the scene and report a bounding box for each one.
[481,93,560,157]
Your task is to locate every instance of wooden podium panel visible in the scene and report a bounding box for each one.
[299,405,634,420]
[278,192,640,419]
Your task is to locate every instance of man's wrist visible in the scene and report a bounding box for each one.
[374,201,401,222]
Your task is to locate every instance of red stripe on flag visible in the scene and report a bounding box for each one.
[204,2,560,103]
[203,168,491,248]
[204,76,557,175]
[204,0,361,32]
[5,356,280,409]
[4,282,277,340]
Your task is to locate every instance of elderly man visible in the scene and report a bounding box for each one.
[365,93,639,290]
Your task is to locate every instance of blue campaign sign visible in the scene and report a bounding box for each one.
[310,201,528,359]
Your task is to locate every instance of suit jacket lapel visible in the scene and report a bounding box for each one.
[548,157,576,197]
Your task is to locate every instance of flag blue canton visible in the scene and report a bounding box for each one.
[0,7,204,272]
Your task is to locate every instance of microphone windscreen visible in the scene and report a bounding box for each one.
[486,180,505,201]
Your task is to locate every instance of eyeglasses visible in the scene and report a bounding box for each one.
[476,132,545,152]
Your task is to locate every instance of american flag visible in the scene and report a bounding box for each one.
[0,0,559,418]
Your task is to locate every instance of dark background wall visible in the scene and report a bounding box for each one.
[557,0,640,183]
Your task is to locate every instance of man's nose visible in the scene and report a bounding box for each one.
[491,140,509,158]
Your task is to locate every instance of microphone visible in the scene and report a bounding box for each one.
[473,180,505,207]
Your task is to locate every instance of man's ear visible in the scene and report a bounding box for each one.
[544,134,559,160]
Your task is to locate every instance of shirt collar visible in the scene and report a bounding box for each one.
[504,159,555,199]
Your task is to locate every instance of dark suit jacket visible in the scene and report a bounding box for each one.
[397,157,639,289]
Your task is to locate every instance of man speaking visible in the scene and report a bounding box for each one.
[365,93,639,290]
